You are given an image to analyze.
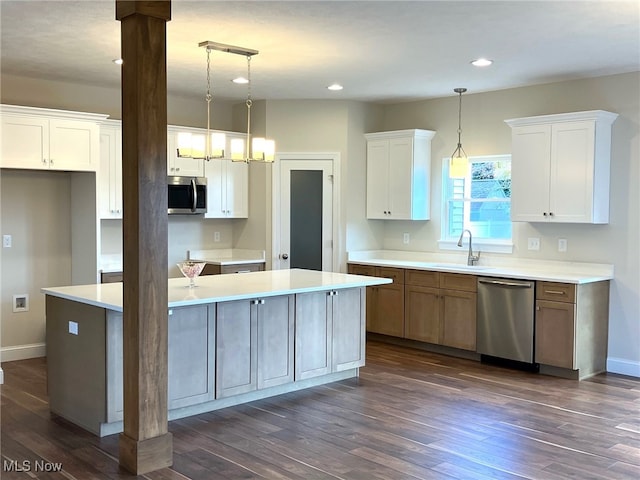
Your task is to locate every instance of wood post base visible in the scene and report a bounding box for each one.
[119,432,173,475]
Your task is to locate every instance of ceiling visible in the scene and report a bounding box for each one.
[1,0,639,104]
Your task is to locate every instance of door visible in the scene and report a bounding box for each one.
[273,154,338,271]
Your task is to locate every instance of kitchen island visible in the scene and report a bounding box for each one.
[42,269,391,437]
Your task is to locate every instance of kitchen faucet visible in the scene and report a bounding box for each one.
[457,229,480,266]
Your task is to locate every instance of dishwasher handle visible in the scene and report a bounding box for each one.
[478,278,533,288]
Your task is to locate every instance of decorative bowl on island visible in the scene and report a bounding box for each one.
[177,261,206,288]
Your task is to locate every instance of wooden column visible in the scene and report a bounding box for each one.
[115,1,172,474]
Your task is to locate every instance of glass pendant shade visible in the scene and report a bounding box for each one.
[177,132,194,158]
[449,152,469,178]
[263,139,275,162]
[209,132,226,158]
[230,138,245,161]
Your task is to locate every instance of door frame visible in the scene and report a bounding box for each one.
[271,152,341,271]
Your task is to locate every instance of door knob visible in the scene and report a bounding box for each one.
[281,253,289,260]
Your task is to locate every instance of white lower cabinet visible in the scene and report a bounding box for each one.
[295,287,365,380]
[216,295,294,398]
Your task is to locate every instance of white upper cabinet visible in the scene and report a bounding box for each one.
[167,127,205,177]
[99,122,123,219]
[506,110,618,224]
[0,105,105,171]
[365,129,435,220]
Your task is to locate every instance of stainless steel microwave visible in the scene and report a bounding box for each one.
[168,176,207,214]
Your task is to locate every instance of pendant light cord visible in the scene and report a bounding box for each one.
[245,55,252,161]
[205,47,212,160]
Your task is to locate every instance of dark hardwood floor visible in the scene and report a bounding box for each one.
[1,340,639,479]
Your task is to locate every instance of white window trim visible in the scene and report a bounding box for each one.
[439,154,513,254]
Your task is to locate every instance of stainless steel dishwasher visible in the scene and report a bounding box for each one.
[477,277,537,368]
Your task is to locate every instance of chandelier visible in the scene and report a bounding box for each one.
[177,40,276,163]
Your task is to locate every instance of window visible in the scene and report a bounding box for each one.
[440,155,512,252]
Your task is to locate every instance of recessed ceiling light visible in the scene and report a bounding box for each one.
[471,58,493,67]
[327,83,343,91]
[233,77,249,84]
[113,58,123,65]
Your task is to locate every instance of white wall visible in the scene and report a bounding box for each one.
[374,72,640,377]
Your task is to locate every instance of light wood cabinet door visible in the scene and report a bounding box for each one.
[168,305,215,409]
[535,300,576,369]
[295,291,332,380]
[216,300,257,398]
[257,295,294,389]
[369,283,405,337]
[440,289,477,351]
[404,285,440,343]
[332,288,366,372]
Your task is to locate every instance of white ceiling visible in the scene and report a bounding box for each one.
[1,0,639,104]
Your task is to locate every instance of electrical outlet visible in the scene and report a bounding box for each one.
[214,231,221,242]
[558,238,568,252]
[12,294,29,312]
[3,235,11,248]
[403,233,410,244]
[527,237,540,251]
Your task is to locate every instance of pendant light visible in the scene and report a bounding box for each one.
[449,87,469,179]
[193,40,275,164]
[177,44,225,160]
[230,53,276,163]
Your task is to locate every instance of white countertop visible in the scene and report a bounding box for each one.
[41,268,392,312]
[348,250,613,284]
[188,249,265,265]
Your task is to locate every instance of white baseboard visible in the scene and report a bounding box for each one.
[607,357,640,378]
[1,343,46,362]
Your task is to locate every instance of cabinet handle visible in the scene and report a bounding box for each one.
[549,212,554,216]
[50,159,54,165]
[544,290,566,295]
[543,212,548,216]
[235,270,251,274]
[252,299,259,305]
[176,167,180,172]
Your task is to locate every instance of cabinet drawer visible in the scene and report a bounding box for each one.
[440,273,477,292]
[405,269,439,287]
[101,272,123,283]
[536,282,575,303]
[202,263,264,275]
[347,263,376,277]
[377,267,405,285]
